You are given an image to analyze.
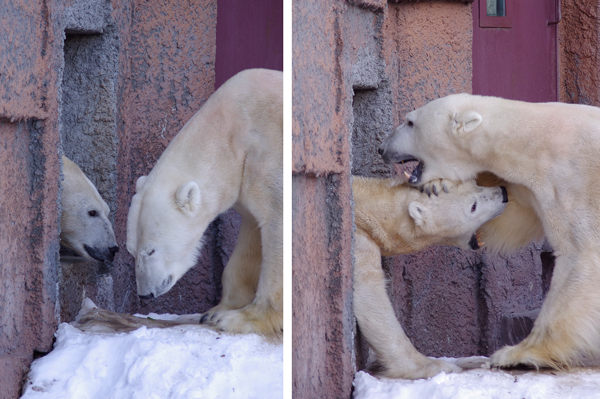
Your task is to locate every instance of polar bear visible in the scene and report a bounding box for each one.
[353,176,508,379]
[379,93,600,369]
[60,156,118,263]
[126,69,282,339]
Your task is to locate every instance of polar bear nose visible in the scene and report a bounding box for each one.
[139,293,154,300]
[378,147,384,155]
[109,246,119,256]
[501,186,508,203]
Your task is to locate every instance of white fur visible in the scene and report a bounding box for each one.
[127,69,283,339]
[353,177,507,379]
[61,156,118,263]
[380,93,600,369]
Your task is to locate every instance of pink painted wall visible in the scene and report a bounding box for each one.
[215,0,283,88]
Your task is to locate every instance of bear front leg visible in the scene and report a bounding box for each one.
[354,230,460,379]
[204,215,283,340]
[200,213,262,323]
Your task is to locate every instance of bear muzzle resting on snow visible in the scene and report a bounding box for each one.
[60,156,118,263]
[127,69,282,339]
[353,176,507,379]
[379,93,600,369]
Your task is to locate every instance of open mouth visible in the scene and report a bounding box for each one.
[397,160,424,185]
[59,245,86,262]
[407,161,424,184]
[84,244,108,262]
[469,232,485,250]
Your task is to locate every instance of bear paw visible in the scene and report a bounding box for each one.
[419,179,460,197]
[200,303,283,341]
[377,356,461,380]
[490,344,556,369]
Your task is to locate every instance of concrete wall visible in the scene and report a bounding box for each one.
[110,0,219,317]
[0,0,64,396]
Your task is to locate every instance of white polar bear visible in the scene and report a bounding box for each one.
[353,176,508,379]
[379,93,600,369]
[127,69,283,339]
[60,156,118,263]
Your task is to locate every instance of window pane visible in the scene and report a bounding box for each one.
[487,0,506,17]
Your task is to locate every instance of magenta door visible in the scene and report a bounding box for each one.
[215,0,283,89]
[472,0,559,102]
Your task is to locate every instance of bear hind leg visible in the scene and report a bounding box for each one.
[491,255,600,369]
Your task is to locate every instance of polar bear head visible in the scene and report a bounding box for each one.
[379,93,484,185]
[408,181,508,250]
[126,176,209,299]
[60,156,119,263]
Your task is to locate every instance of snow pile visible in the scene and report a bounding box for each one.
[21,318,282,399]
[353,362,600,399]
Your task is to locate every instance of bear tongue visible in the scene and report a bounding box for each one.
[408,161,424,185]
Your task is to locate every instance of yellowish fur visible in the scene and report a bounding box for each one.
[353,176,507,379]
[475,172,545,253]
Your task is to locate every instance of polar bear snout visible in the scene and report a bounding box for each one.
[84,244,119,263]
[378,147,417,166]
[136,266,175,299]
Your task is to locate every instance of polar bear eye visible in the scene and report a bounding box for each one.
[148,249,155,256]
[88,210,98,217]
[471,202,477,212]
[407,120,414,127]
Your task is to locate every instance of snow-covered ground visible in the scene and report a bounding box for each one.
[353,358,600,399]
[21,300,600,399]
[21,303,283,399]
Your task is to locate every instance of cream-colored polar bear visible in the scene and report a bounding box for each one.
[127,69,282,339]
[379,93,600,369]
[353,176,508,379]
[60,156,118,263]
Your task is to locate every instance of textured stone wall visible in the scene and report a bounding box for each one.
[293,2,362,397]
[110,0,220,316]
[559,0,600,106]
[58,0,120,323]
[0,0,65,396]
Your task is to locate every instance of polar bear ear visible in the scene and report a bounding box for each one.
[453,110,482,135]
[175,181,201,214]
[408,202,429,227]
[135,176,148,193]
